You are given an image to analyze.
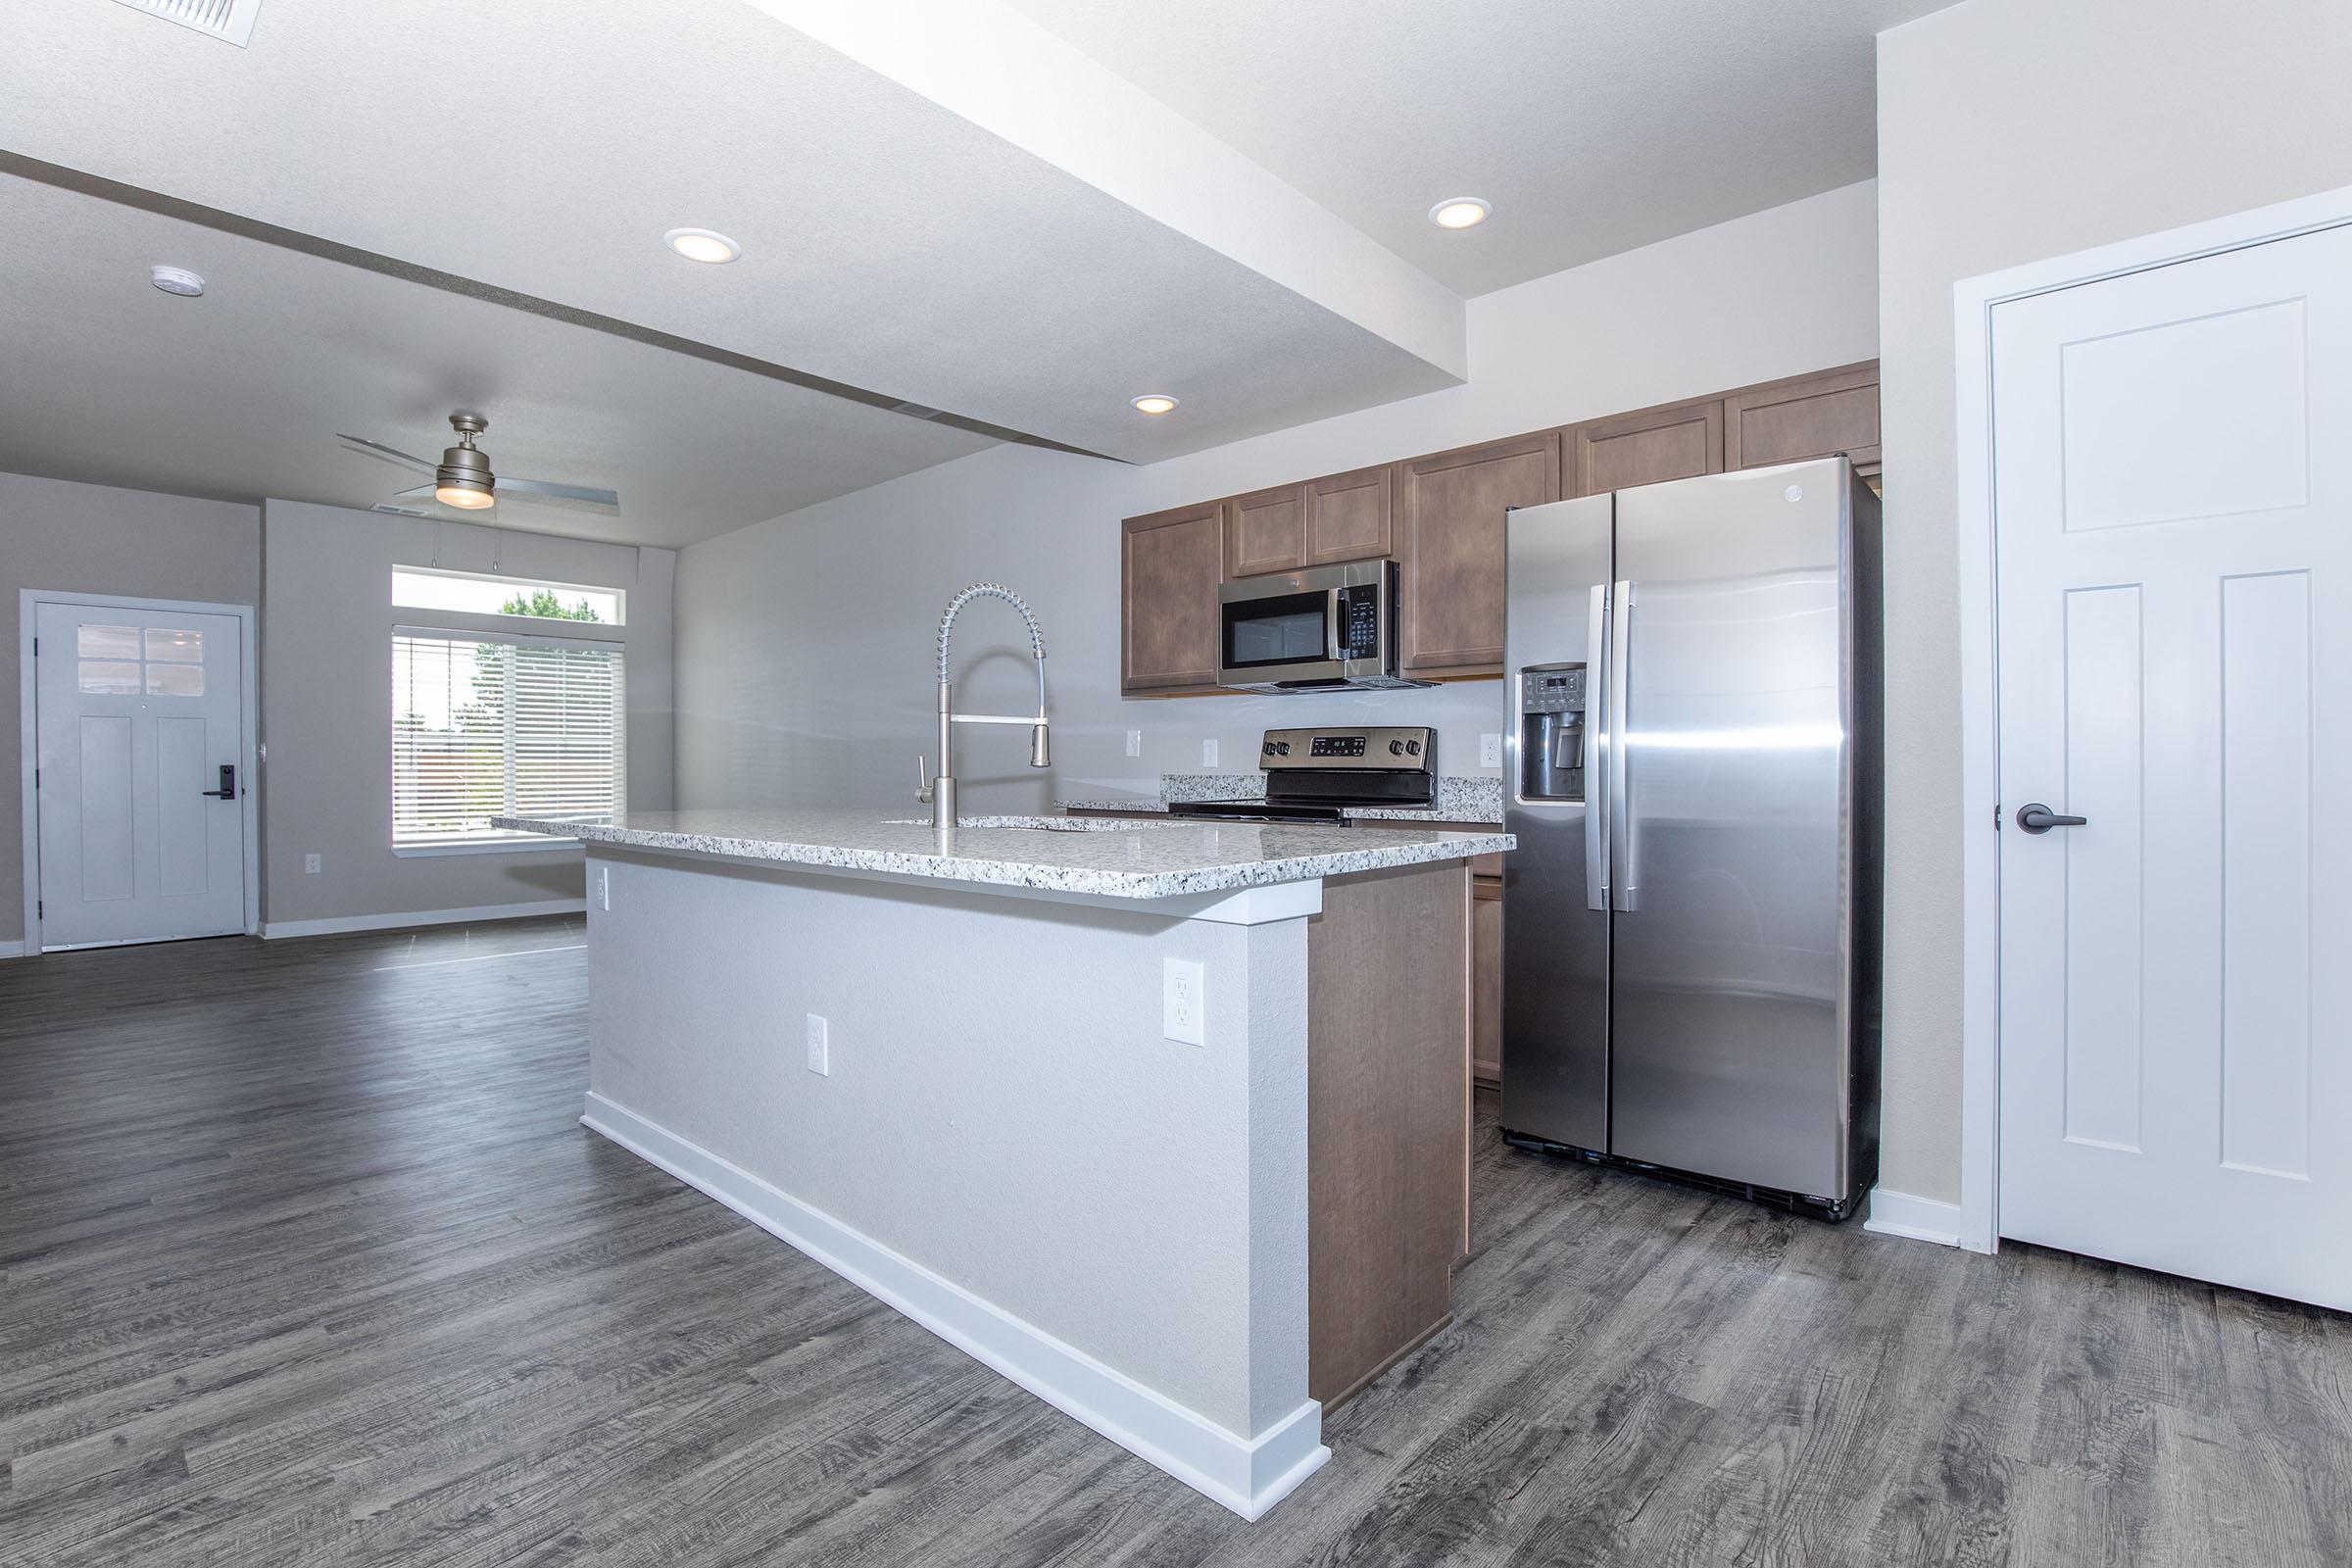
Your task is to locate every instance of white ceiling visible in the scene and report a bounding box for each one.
[1004,0,1953,296]
[0,173,994,548]
[0,0,1940,547]
[0,0,1463,476]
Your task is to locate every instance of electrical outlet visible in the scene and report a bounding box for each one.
[597,866,611,910]
[1162,957,1205,1046]
[1201,738,1219,768]
[1125,728,1143,758]
[1480,733,1503,768]
[806,1013,830,1076]
[303,853,321,874]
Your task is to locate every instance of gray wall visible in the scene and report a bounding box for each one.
[260,499,675,928]
[1873,0,2352,1201]
[2,471,261,948]
[676,179,1882,820]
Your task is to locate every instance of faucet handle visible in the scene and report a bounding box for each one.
[916,754,935,805]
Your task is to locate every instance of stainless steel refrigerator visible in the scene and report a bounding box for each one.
[1499,457,1882,1218]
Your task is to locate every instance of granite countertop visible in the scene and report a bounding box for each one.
[492,808,1513,901]
[1060,772,1505,825]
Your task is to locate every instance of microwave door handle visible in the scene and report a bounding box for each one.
[1585,584,1610,912]
[1326,587,1347,664]
[1609,579,1638,913]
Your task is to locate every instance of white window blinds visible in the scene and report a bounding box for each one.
[391,628,625,845]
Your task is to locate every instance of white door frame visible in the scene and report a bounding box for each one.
[1951,182,2352,1254]
[17,590,262,952]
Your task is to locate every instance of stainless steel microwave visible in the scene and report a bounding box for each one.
[1215,560,1434,692]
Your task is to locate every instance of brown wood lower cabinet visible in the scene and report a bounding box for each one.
[1472,876,1503,1088]
[1305,860,1468,1407]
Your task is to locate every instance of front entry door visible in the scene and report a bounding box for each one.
[1993,221,2352,1308]
[33,601,248,948]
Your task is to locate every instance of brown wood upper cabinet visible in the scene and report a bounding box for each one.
[1568,397,1725,498]
[1305,465,1394,565]
[1223,466,1395,578]
[1396,432,1561,676]
[1121,501,1224,695]
[1224,484,1306,579]
[1724,361,1881,479]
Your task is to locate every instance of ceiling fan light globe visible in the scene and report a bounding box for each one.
[434,481,496,510]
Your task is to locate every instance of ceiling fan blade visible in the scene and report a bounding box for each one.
[498,475,621,514]
[337,433,437,471]
[391,482,437,500]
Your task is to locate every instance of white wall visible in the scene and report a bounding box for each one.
[675,179,1882,818]
[1875,0,2352,1201]
[260,500,675,928]
[3,471,261,948]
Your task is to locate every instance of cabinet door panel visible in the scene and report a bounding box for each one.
[1571,399,1724,496]
[1473,879,1502,1087]
[1224,484,1305,578]
[1305,466,1394,564]
[1397,433,1560,674]
[1122,503,1224,693]
[1725,361,1880,477]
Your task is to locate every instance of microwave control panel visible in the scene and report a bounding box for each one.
[1336,584,1382,659]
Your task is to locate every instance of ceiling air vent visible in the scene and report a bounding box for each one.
[110,0,263,47]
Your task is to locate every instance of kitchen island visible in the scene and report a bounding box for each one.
[494,807,1511,1519]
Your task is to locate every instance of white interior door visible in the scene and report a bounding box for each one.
[1992,221,2352,1308]
[33,601,248,948]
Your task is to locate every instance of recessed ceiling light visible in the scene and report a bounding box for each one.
[151,265,206,297]
[1131,394,1179,416]
[663,227,740,265]
[1427,197,1492,231]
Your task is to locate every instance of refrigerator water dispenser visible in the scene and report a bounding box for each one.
[1518,663,1586,801]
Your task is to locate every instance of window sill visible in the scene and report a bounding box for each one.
[391,839,582,858]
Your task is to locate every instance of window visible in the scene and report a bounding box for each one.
[76,622,205,696]
[391,628,625,847]
[391,566,624,625]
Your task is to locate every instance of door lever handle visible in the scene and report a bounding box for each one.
[202,763,236,800]
[2015,802,2086,834]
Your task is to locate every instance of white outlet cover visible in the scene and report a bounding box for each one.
[1162,956,1205,1046]
[1201,738,1219,768]
[1126,728,1143,758]
[597,866,611,910]
[1480,733,1503,768]
[304,853,321,874]
[806,1013,830,1076]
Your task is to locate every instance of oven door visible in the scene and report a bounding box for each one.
[1217,561,1395,689]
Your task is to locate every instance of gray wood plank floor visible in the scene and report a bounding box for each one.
[4,920,2346,1566]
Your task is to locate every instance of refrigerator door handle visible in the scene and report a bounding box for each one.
[1585,583,1611,911]
[1609,579,1638,913]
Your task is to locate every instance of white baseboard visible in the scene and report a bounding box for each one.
[1865,1187,1966,1249]
[582,1091,1329,1520]
[262,899,586,940]
[0,939,24,959]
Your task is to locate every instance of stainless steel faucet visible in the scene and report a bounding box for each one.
[918,583,1051,830]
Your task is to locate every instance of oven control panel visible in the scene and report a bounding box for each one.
[1260,726,1435,771]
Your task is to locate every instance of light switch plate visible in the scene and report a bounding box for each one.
[1480,733,1503,768]
[1201,738,1219,768]
[1125,728,1143,758]
[1162,957,1205,1046]
[806,1013,830,1076]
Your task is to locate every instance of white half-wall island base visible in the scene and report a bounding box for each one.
[494,807,1513,1519]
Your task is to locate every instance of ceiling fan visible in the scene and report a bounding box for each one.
[337,413,620,516]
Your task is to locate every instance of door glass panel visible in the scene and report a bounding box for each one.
[145,628,204,662]
[77,662,142,695]
[146,662,205,696]
[76,624,139,659]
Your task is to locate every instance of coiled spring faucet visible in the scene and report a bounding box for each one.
[919,583,1051,830]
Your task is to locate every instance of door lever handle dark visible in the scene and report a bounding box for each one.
[202,763,237,800]
[2016,802,2085,834]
